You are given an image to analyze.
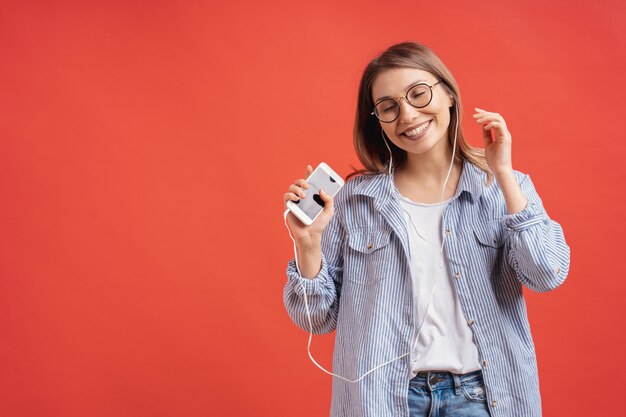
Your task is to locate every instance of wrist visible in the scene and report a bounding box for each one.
[296,234,322,252]
[493,168,515,181]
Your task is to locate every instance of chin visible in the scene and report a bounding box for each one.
[398,134,446,156]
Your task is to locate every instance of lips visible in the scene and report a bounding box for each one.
[401,120,432,139]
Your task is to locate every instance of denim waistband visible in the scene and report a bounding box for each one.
[409,369,483,390]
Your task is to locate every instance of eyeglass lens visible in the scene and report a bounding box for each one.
[374,84,433,122]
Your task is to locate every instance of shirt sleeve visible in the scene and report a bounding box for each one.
[283,208,345,334]
[501,173,571,292]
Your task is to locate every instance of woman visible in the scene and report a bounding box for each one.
[282,42,569,417]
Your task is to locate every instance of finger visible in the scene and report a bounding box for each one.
[288,184,306,198]
[283,192,301,205]
[485,121,511,140]
[319,189,334,211]
[305,165,313,178]
[482,128,493,146]
[474,107,499,114]
[473,107,489,117]
[472,112,504,123]
[475,114,505,124]
[295,178,309,189]
[473,113,504,123]
[473,108,503,120]
[484,121,503,131]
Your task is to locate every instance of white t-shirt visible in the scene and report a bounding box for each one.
[396,191,481,378]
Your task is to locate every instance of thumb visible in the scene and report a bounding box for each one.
[319,189,334,212]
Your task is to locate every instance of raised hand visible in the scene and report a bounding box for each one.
[283,164,335,246]
[473,107,513,175]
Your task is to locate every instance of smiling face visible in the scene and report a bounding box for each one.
[371,67,454,159]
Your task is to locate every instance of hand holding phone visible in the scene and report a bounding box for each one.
[283,163,344,241]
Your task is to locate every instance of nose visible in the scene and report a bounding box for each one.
[397,98,419,123]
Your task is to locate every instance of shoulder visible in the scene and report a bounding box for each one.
[344,173,372,189]
[330,173,388,227]
[334,173,385,205]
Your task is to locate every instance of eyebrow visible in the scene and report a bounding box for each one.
[374,79,430,103]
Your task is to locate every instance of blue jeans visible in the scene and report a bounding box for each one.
[408,370,492,417]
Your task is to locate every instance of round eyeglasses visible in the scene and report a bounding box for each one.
[371,81,442,123]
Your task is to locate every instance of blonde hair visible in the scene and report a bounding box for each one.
[348,42,490,182]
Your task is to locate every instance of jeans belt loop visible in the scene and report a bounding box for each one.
[452,373,462,396]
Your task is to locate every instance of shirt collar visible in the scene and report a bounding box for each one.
[353,159,487,208]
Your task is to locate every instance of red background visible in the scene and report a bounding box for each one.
[1,1,625,416]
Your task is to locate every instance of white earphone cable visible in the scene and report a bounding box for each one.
[283,105,459,382]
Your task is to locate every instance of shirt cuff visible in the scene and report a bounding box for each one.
[286,253,330,297]
[501,200,547,232]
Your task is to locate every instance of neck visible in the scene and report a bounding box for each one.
[398,140,459,185]
[391,135,464,204]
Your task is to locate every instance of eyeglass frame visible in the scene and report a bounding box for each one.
[370,80,442,123]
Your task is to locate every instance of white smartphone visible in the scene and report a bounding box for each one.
[286,162,345,226]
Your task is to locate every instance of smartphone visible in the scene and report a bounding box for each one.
[286,162,344,226]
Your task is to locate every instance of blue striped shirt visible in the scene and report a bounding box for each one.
[284,160,570,417]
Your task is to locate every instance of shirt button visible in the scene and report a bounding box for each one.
[482,359,488,367]
[467,319,475,326]
[491,400,497,407]
[554,266,561,274]
[445,228,452,236]
[455,272,461,279]
[367,242,373,250]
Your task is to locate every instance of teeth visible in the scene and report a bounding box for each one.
[404,121,430,137]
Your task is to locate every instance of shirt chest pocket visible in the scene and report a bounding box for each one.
[345,229,392,286]
[471,222,506,248]
[468,222,507,276]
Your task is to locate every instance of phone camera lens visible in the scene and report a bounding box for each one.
[313,194,325,207]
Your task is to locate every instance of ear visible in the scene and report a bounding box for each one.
[448,95,455,108]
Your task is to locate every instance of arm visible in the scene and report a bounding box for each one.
[473,107,570,292]
[283,211,344,334]
[495,170,527,215]
[501,173,570,292]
